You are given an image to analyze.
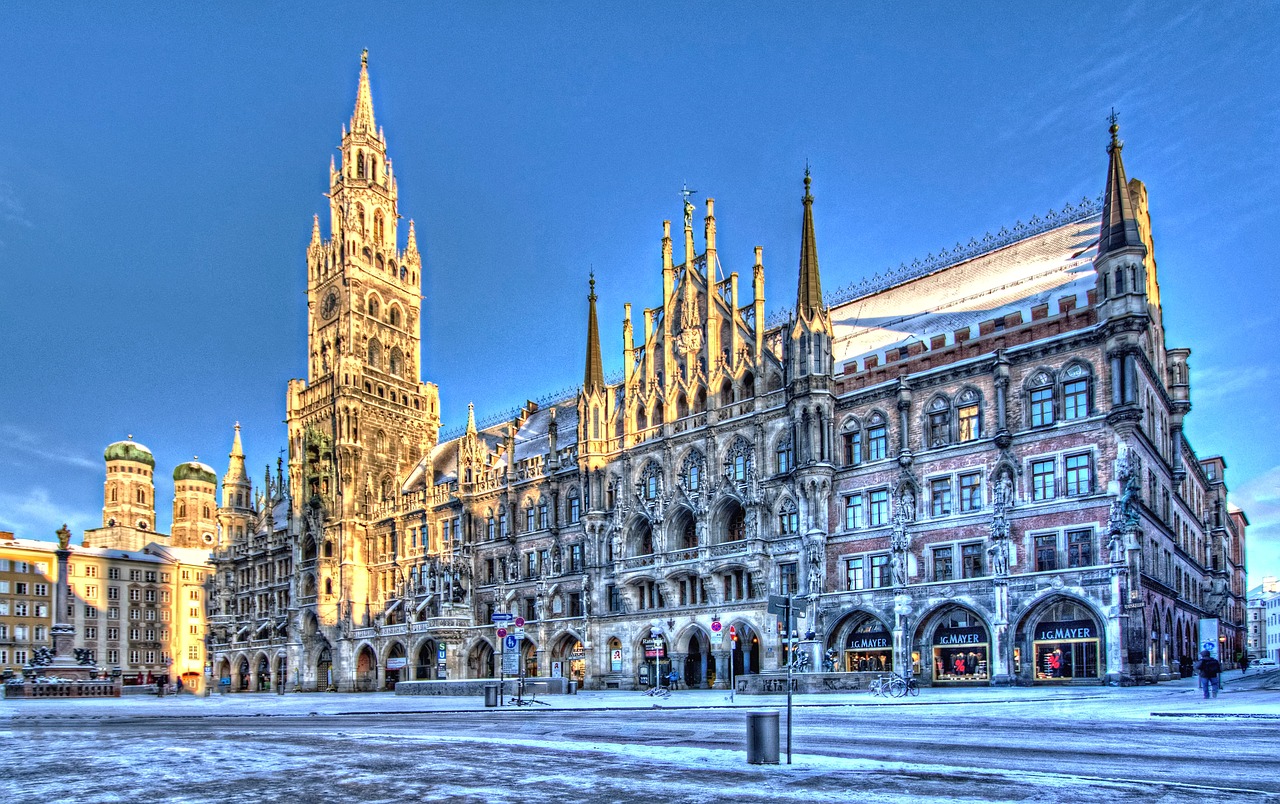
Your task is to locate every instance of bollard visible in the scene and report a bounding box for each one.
[484,683,499,707]
[745,710,780,765]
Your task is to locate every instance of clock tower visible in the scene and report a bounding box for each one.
[286,51,441,628]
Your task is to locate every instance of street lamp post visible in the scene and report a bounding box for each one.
[650,619,663,691]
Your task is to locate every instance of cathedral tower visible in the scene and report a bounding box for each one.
[100,438,157,532]
[286,51,441,627]
[171,460,218,548]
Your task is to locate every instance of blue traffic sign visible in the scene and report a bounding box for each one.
[492,613,514,622]
[503,634,518,651]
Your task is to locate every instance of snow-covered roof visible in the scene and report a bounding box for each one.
[831,215,1100,371]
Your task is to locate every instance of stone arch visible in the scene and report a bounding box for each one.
[301,535,318,563]
[912,602,994,683]
[254,651,272,691]
[627,515,654,556]
[827,610,894,672]
[676,624,715,689]
[719,377,735,407]
[383,640,407,689]
[712,496,747,544]
[1013,592,1107,683]
[463,636,495,679]
[728,619,762,678]
[354,642,378,692]
[235,653,251,691]
[666,504,698,551]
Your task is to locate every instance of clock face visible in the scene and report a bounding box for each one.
[321,289,340,320]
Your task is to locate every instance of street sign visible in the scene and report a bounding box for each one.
[729,625,737,638]
[514,617,526,628]
[710,631,723,646]
[496,627,508,639]
[502,651,520,675]
[503,634,519,652]
[710,620,722,633]
[491,613,514,623]
[514,626,526,638]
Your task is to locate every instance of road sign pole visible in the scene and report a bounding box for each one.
[785,595,793,765]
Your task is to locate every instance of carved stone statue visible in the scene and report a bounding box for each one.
[56,524,71,550]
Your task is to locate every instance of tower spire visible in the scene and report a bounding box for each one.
[795,166,823,320]
[466,402,477,435]
[583,273,605,394]
[225,422,248,483]
[1097,110,1143,261]
[406,219,418,254]
[351,48,377,134]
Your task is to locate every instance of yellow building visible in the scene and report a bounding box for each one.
[0,535,212,691]
[0,534,53,675]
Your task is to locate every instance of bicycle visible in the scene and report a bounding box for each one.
[868,675,894,697]
[887,673,920,698]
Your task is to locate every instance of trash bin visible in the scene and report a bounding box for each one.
[567,681,577,695]
[745,711,780,765]
[484,684,499,707]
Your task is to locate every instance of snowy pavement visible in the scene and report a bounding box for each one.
[3,671,1278,803]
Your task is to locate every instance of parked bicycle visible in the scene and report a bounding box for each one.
[868,673,920,699]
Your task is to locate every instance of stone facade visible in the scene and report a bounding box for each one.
[205,55,1247,692]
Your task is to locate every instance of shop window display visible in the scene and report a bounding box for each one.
[1029,600,1101,680]
[841,616,893,672]
[931,608,989,682]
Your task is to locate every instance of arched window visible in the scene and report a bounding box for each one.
[866,412,889,461]
[1027,370,1055,427]
[841,417,862,466]
[389,306,401,327]
[389,348,402,377]
[1061,363,1092,420]
[137,489,145,504]
[725,437,753,482]
[356,202,366,236]
[486,511,496,540]
[324,578,333,596]
[567,492,580,524]
[778,499,799,534]
[927,395,951,448]
[776,434,793,474]
[202,505,211,519]
[374,212,384,245]
[956,388,981,442]
[367,338,382,370]
[640,461,662,500]
[178,503,187,518]
[681,450,705,493]
[368,296,380,319]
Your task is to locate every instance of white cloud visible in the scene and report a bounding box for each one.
[1231,466,1280,584]
[0,486,97,542]
[1188,365,1272,407]
[0,425,98,471]
[0,179,32,230]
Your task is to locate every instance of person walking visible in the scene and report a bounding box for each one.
[1239,654,1251,676]
[1194,650,1222,699]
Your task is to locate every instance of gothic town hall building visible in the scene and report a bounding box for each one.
[207,54,1246,692]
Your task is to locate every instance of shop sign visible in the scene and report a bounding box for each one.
[386,658,407,670]
[610,649,623,672]
[1034,620,1096,642]
[847,631,892,650]
[934,626,987,646]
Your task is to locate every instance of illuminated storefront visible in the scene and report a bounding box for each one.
[930,608,989,682]
[1024,600,1101,681]
[840,616,893,672]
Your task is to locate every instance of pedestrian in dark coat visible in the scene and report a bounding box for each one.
[1194,650,1222,699]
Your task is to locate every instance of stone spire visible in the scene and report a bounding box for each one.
[406,219,418,255]
[1097,111,1144,262]
[225,423,248,484]
[583,273,605,394]
[796,167,823,321]
[350,49,377,135]
[466,402,477,436]
[310,214,322,247]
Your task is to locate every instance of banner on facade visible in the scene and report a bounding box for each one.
[933,626,987,646]
[386,658,407,670]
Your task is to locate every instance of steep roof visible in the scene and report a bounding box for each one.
[831,214,1100,370]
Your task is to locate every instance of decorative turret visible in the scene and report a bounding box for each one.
[218,423,253,548]
[579,274,609,470]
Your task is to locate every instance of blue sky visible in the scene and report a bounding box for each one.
[1,4,1277,582]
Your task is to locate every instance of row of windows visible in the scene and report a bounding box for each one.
[840,528,1100,589]
[68,566,165,582]
[839,373,1093,466]
[74,585,164,602]
[0,601,48,617]
[81,606,168,622]
[0,560,50,575]
[0,623,48,640]
[0,581,48,596]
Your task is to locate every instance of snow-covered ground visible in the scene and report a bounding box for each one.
[3,671,1277,803]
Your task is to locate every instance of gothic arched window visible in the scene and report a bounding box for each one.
[357,150,365,178]
[389,306,401,328]
[1027,370,1055,428]
[367,338,382,370]
[778,498,799,535]
[389,348,402,377]
[374,212,384,245]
